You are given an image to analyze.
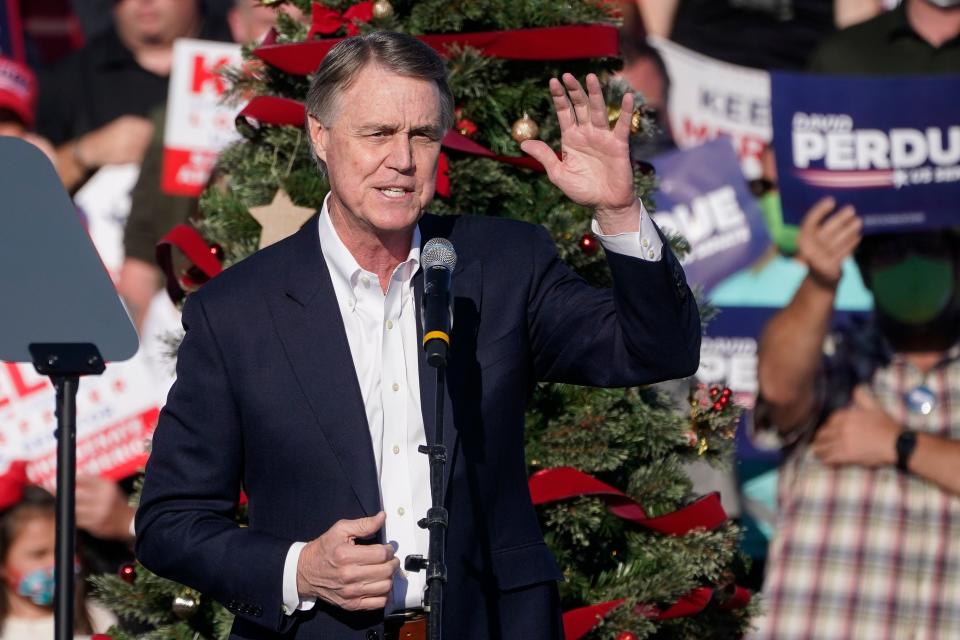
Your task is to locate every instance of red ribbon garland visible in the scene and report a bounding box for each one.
[254,24,620,76]
[307,1,373,39]
[156,224,223,304]
[529,467,727,535]
[563,586,752,640]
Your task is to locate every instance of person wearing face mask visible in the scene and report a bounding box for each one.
[0,463,115,639]
[750,199,960,638]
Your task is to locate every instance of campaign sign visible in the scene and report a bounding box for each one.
[0,355,163,490]
[650,138,769,292]
[161,38,243,197]
[772,72,960,233]
[649,35,771,179]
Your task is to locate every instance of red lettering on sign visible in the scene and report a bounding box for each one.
[191,55,229,95]
[4,363,47,399]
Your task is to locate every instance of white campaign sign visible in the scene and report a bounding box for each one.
[162,38,243,197]
[649,35,771,180]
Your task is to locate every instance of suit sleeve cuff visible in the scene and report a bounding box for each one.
[282,542,316,615]
[591,201,663,261]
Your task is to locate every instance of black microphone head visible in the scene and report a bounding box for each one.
[422,237,457,272]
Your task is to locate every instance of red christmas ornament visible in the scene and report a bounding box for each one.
[91,635,114,640]
[210,243,224,261]
[709,386,720,398]
[617,632,639,640]
[722,387,732,398]
[712,402,724,412]
[456,117,478,137]
[119,563,136,583]
[579,233,599,255]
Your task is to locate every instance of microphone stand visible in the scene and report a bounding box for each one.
[406,361,448,640]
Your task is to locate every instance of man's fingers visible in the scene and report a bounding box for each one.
[340,577,394,600]
[612,92,636,141]
[823,213,863,253]
[548,77,575,130]
[562,73,590,125]
[818,205,858,240]
[801,196,837,235]
[335,511,386,541]
[585,73,609,129]
[343,595,389,611]
[520,140,561,174]
[333,543,396,568]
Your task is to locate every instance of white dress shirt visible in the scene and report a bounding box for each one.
[282,196,663,615]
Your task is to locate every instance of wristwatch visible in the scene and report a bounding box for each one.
[895,430,918,473]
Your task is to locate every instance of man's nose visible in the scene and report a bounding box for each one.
[385,135,414,172]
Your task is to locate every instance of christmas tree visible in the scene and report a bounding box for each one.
[92,1,756,638]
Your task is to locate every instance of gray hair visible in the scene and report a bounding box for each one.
[305,31,454,175]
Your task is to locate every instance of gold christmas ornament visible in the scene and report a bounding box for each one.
[606,105,644,134]
[172,592,199,619]
[259,0,285,6]
[372,0,394,19]
[511,112,539,143]
[249,189,316,249]
[607,104,621,128]
[697,436,709,456]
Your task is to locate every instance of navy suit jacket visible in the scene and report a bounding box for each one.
[136,212,700,640]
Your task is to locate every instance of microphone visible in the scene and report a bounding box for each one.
[421,237,457,368]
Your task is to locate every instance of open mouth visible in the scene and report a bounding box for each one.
[379,187,413,199]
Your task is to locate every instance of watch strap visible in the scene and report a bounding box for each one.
[895,430,918,473]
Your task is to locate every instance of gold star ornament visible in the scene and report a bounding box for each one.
[248,189,316,249]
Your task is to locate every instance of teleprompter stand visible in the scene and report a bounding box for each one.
[0,137,139,640]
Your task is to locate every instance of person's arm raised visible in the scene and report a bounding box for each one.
[757,197,862,433]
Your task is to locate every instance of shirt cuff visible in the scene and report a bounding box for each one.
[591,201,663,261]
[282,542,316,615]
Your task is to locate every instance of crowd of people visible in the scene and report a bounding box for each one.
[0,0,957,637]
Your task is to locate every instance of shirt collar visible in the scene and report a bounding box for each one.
[317,192,421,292]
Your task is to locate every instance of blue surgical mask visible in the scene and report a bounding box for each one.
[15,566,55,606]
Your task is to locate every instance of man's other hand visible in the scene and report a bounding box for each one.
[796,196,862,288]
[812,387,899,467]
[75,115,154,169]
[75,475,136,541]
[296,511,399,611]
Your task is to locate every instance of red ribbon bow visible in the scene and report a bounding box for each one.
[308,1,373,39]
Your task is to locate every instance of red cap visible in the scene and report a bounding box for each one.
[0,57,37,128]
[0,461,29,511]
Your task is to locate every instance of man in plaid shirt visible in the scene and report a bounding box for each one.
[751,195,960,639]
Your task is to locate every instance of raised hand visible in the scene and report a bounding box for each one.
[796,196,862,288]
[296,511,399,611]
[520,73,639,234]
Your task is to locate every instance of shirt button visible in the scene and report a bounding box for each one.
[392,445,400,455]
[361,276,371,288]
[347,298,356,310]
[386,320,394,330]
[647,250,656,259]
[641,237,650,248]
[392,382,400,392]
[397,507,405,516]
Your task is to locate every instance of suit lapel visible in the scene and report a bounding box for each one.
[416,216,482,502]
[267,214,381,517]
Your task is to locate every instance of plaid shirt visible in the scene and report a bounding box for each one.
[751,322,960,640]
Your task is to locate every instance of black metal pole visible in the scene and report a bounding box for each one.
[423,366,448,640]
[54,375,78,640]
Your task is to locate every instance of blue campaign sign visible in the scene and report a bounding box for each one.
[650,138,769,292]
[772,72,960,233]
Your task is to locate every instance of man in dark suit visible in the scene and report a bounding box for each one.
[135,32,700,640]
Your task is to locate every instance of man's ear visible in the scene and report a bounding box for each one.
[307,115,328,164]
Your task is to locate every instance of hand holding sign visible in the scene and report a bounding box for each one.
[521,73,640,234]
[796,197,862,288]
